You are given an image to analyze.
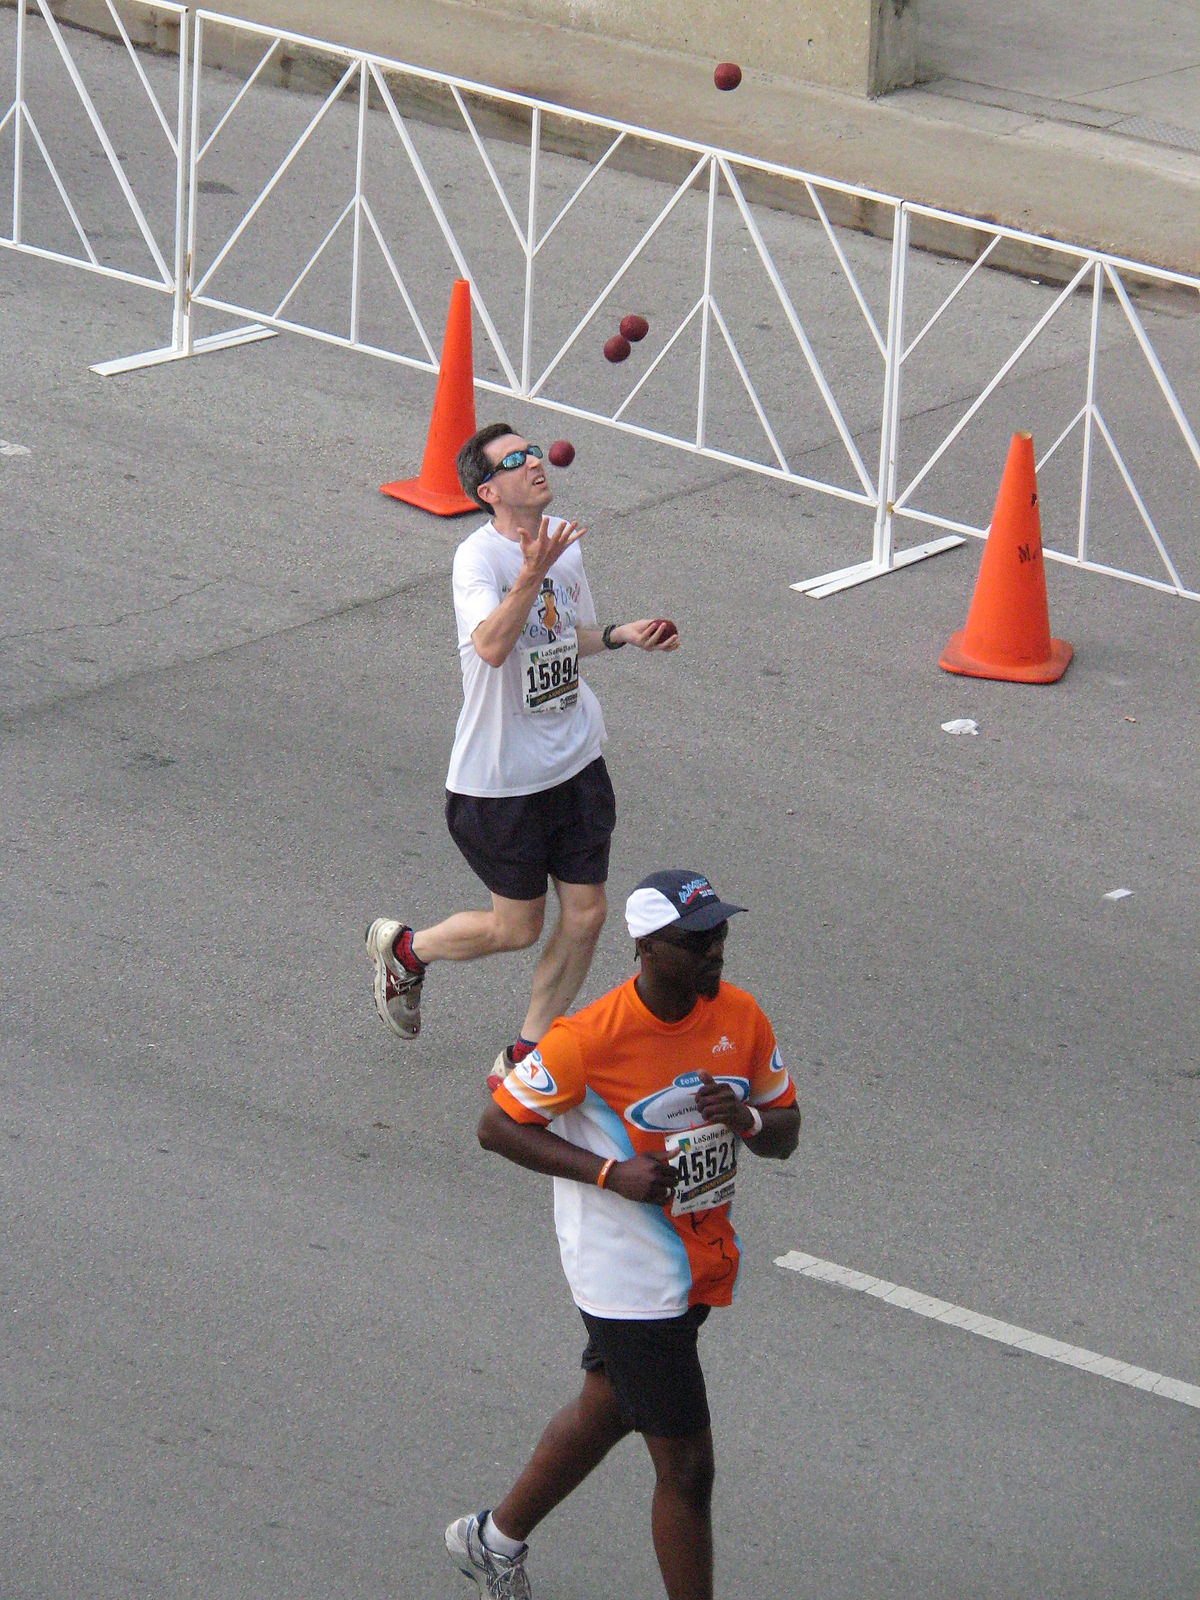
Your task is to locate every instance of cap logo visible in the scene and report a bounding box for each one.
[624,873,742,940]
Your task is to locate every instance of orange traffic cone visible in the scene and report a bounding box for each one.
[939,431,1072,683]
[381,278,478,515]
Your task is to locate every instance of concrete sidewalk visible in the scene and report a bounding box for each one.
[181,0,1200,276]
[918,0,1200,154]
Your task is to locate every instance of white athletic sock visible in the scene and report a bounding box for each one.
[482,1513,525,1558]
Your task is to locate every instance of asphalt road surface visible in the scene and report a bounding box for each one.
[2,18,1199,1600]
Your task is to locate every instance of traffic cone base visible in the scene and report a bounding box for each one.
[938,628,1072,683]
[380,473,476,515]
[938,430,1072,684]
[380,277,478,516]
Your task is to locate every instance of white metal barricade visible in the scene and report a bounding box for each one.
[167,9,917,541]
[4,5,1199,602]
[1,0,187,339]
[799,204,1200,601]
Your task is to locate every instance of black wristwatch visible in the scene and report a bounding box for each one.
[601,623,625,650]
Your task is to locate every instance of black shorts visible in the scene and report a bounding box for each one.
[579,1305,711,1438]
[444,757,616,902]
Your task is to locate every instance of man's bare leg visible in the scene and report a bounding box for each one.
[374,883,603,1056]
[410,892,545,964]
[519,878,607,1042]
[490,1368,631,1543]
[645,1429,715,1600]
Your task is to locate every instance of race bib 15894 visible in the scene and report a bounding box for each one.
[520,633,579,714]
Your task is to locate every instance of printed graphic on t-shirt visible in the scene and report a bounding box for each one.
[512,1052,557,1097]
[497,571,583,644]
[537,577,559,640]
[624,1072,750,1133]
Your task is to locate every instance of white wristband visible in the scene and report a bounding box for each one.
[742,1104,763,1139]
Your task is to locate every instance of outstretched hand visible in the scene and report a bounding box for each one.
[519,516,584,583]
[622,617,680,651]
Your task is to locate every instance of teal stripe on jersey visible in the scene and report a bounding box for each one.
[580,1087,693,1300]
[579,1085,635,1157]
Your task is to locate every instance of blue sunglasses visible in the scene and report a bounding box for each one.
[479,443,543,486]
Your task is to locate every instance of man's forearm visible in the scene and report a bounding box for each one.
[745,1104,801,1159]
[478,1100,608,1184]
[471,573,541,667]
[579,623,640,657]
[478,1102,681,1206]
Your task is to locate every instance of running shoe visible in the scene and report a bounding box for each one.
[487,1049,512,1091]
[445,1511,532,1599]
[364,918,423,1038]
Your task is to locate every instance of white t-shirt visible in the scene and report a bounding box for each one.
[446,519,608,797]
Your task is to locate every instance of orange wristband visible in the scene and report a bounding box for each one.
[596,1158,616,1189]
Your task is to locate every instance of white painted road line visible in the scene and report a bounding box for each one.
[776,1250,1200,1412]
[1,438,32,456]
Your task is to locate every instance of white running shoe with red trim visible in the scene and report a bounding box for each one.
[364,918,423,1038]
[486,1048,512,1091]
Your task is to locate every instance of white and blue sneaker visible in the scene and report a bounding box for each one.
[445,1511,532,1599]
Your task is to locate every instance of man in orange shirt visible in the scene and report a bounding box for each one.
[445,869,801,1600]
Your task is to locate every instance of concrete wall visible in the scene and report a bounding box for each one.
[5,0,915,95]
[454,0,917,95]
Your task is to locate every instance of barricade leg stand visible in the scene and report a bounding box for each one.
[92,8,276,377]
[793,204,964,597]
[12,0,29,248]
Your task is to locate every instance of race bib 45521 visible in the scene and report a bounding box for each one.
[665,1122,737,1216]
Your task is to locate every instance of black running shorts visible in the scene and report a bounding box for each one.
[579,1305,711,1437]
[444,756,616,902]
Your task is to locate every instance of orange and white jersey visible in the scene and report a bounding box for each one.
[493,976,795,1319]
